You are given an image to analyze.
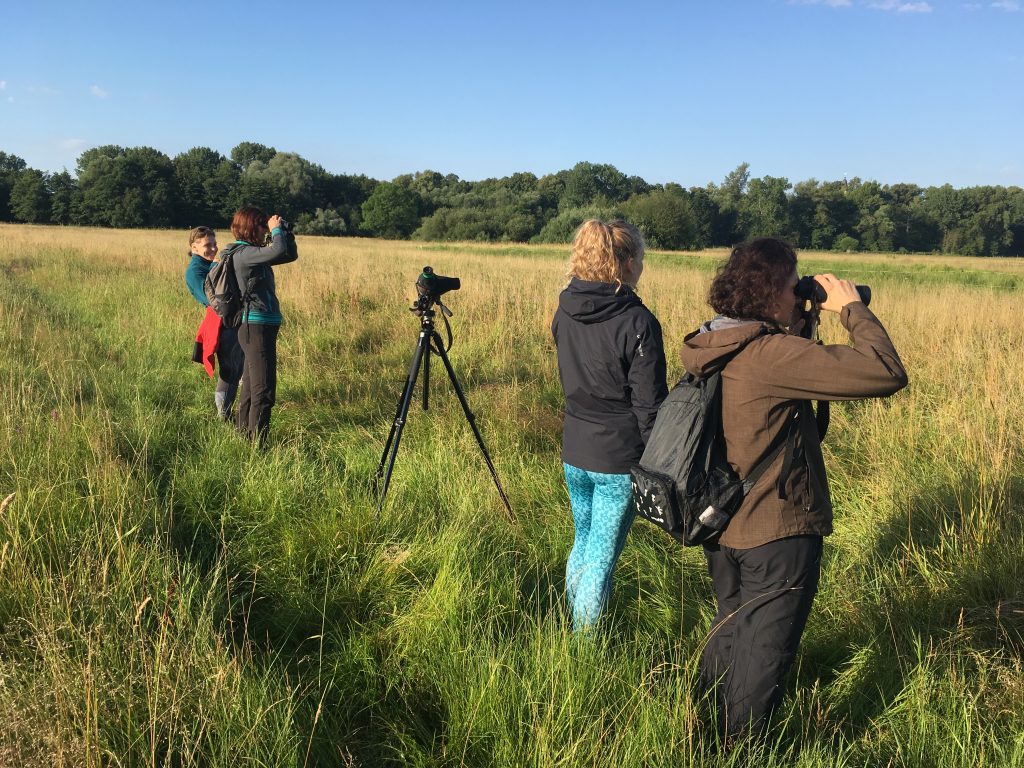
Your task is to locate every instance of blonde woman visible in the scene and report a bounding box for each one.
[551,219,668,631]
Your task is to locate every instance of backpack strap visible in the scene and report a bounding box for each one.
[735,326,825,498]
[714,322,795,496]
[815,400,829,441]
[741,405,800,496]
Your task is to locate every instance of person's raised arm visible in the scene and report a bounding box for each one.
[751,290,908,401]
[239,215,298,267]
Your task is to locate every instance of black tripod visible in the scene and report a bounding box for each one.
[374,305,514,521]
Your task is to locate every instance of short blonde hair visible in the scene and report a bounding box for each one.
[189,226,215,246]
[567,219,644,288]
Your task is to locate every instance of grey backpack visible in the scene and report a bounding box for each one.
[203,247,250,328]
[630,332,798,546]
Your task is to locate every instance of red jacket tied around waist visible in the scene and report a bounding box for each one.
[193,306,222,378]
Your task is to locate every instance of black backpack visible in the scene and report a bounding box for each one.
[630,345,799,547]
[203,247,251,328]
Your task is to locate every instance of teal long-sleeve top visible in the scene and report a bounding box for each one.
[184,253,213,307]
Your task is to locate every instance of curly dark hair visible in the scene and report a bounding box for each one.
[709,238,797,323]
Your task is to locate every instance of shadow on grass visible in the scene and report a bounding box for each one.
[792,467,1024,742]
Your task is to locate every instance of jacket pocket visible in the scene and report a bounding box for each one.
[783,453,812,515]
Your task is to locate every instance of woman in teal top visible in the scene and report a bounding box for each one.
[220,206,298,445]
[184,226,245,420]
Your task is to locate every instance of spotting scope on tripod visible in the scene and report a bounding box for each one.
[374,267,514,521]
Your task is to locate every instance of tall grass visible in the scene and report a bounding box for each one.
[1,224,1023,766]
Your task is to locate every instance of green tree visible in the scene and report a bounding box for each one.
[393,170,470,215]
[856,205,896,252]
[708,162,750,245]
[1007,187,1024,256]
[413,207,498,242]
[77,145,177,227]
[48,171,80,225]
[504,171,539,197]
[884,183,938,252]
[295,207,347,236]
[560,162,642,210]
[238,152,327,216]
[621,189,698,250]
[789,179,818,248]
[685,187,718,249]
[922,185,967,233]
[206,159,242,223]
[846,179,892,252]
[739,175,790,240]
[10,169,51,223]
[954,187,1014,256]
[360,182,422,239]
[536,171,568,211]
[790,180,858,250]
[834,234,859,252]
[230,142,276,170]
[319,173,376,233]
[173,147,232,227]
[532,204,623,244]
[0,151,29,221]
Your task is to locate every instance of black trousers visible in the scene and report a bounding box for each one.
[236,323,279,446]
[700,535,822,740]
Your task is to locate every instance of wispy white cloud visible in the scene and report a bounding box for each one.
[89,84,109,99]
[992,0,1019,10]
[789,0,852,6]
[27,84,61,96]
[0,80,6,90]
[59,139,88,152]
[963,2,982,8]
[869,0,933,10]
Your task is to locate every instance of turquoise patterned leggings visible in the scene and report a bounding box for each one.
[563,463,635,631]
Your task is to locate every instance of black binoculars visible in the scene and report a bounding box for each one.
[795,276,871,307]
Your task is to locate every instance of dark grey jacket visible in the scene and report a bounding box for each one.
[552,278,668,474]
[222,230,298,325]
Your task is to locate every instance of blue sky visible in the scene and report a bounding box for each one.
[2,0,1021,188]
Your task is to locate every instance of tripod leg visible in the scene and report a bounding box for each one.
[375,332,429,509]
[430,332,515,522]
[422,339,430,411]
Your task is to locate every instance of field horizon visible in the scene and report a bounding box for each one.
[2,223,1023,767]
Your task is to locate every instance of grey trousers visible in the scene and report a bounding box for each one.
[214,326,244,419]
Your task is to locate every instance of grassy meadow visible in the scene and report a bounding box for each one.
[1,223,1024,766]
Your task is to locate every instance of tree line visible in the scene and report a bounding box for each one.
[1,144,1022,256]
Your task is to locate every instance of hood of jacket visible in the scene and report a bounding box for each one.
[558,278,644,324]
[680,316,772,377]
[220,241,246,260]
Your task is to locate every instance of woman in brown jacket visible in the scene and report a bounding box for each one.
[680,238,907,741]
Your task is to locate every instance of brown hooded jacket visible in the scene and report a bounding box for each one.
[679,302,908,549]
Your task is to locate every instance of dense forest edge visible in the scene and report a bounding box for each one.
[1,143,1022,256]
